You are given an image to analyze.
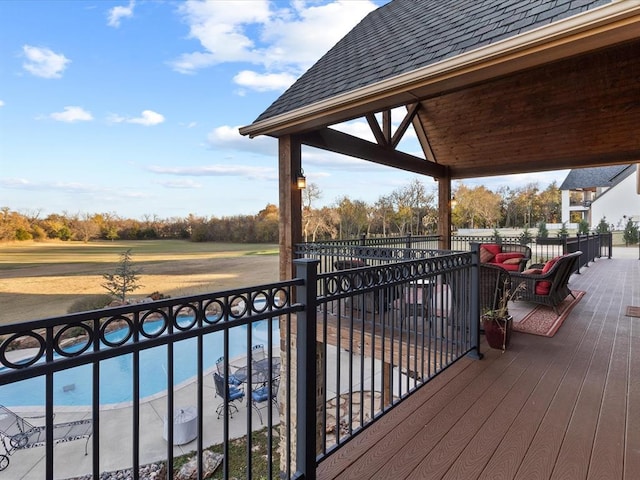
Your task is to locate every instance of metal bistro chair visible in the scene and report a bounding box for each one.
[0,405,92,471]
[215,356,243,386]
[212,372,245,419]
[251,376,280,425]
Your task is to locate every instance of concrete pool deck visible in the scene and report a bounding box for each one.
[6,359,280,479]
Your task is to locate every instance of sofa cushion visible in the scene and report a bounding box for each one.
[535,281,552,295]
[495,252,523,263]
[498,262,522,271]
[541,256,561,273]
[479,247,495,263]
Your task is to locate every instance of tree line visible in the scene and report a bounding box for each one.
[1,180,563,244]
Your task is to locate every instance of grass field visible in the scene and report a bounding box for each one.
[0,240,279,325]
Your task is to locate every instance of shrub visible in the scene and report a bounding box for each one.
[577,218,590,235]
[67,294,115,314]
[492,228,501,243]
[537,221,548,238]
[596,217,610,234]
[558,221,569,237]
[623,218,639,245]
[15,227,33,241]
[519,227,533,245]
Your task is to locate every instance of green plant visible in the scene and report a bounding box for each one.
[577,218,589,235]
[482,280,526,351]
[558,221,569,237]
[519,227,533,245]
[537,221,549,238]
[596,217,610,234]
[492,228,501,243]
[482,280,526,320]
[623,218,639,245]
[102,248,143,302]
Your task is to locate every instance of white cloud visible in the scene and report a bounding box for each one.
[233,70,296,92]
[207,125,276,156]
[108,110,165,126]
[148,164,277,180]
[157,179,203,189]
[0,100,4,107]
[108,1,135,28]
[50,106,93,123]
[172,0,378,92]
[127,110,165,126]
[22,45,71,79]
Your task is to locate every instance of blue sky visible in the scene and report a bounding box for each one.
[0,0,568,220]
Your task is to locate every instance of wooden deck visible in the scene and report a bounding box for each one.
[317,253,640,480]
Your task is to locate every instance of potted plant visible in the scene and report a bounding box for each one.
[481,280,525,351]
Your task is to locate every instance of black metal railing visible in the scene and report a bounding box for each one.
[293,252,479,476]
[0,250,479,480]
[0,283,301,479]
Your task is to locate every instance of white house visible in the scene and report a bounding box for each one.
[560,164,640,229]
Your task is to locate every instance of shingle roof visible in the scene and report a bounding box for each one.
[559,164,633,190]
[253,0,612,124]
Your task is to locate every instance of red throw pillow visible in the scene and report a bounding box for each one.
[541,256,561,274]
[479,247,495,263]
[482,244,502,256]
[502,257,523,265]
[495,252,523,263]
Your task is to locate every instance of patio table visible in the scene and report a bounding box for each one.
[233,357,281,385]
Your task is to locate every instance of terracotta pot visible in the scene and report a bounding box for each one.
[482,315,512,350]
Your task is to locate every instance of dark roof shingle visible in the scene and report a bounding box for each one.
[559,164,633,190]
[253,0,612,124]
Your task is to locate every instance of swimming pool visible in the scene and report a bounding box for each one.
[0,317,278,407]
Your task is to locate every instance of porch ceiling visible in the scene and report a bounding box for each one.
[416,39,640,179]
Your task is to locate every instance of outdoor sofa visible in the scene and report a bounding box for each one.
[509,251,582,314]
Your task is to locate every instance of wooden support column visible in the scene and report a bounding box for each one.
[279,135,303,280]
[438,175,452,250]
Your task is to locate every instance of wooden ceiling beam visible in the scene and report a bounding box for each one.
[391,103,420,149]
[299,127,447,178]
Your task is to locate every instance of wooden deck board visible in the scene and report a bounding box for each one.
[587,315,630,480]
[317,256,640,480]
[625,316,640,479]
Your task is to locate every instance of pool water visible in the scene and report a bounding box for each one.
[0,317,278,407]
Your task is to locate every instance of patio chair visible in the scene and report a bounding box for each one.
[212,372,245,419]
[509,251,582,314]
[251,376,280,425]
[0,405,92,471]
[215,356,242,386]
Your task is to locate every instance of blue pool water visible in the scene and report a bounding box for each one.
[0,317,278,407]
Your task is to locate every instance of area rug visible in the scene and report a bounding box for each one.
[625,306,640,318]
[512,290,585,337]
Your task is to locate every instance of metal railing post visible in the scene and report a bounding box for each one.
[469,243,483,360]
[294,259,319,480]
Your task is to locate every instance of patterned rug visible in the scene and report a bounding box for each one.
[512,290,585,337]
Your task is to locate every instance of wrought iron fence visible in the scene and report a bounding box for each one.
[0,283,301,479]
[0,250,480,480]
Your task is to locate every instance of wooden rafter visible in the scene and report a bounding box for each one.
[365,104,422,150]
[299,127,447,178]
